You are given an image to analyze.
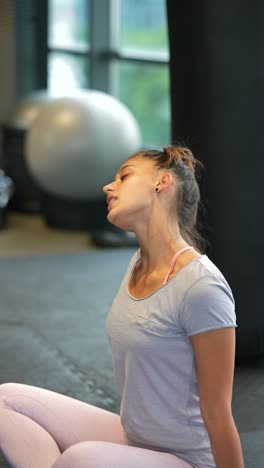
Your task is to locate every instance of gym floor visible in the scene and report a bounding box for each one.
[0,212,263,468]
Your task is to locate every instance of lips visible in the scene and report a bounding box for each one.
[107,196,117,208]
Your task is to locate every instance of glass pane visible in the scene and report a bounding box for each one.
[48,52,89,95]
[48,0,89,51]
[117,62,171,147]
[120,0,168,52]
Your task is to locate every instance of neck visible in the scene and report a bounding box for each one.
[133,222,189,274]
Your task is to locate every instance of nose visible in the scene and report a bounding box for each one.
[102,181,114,194]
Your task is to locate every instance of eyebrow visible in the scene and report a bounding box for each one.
[115,164,135,179]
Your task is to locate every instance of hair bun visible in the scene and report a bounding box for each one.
[163,145,196,173]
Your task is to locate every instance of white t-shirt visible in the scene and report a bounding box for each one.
[106,250,237,466]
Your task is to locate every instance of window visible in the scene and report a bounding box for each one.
[48,52,89,94]
[115,0,170,146]
[119,0,168,53]
[48,0,90,94]
[47,0,170,147]
[117,62,170,146]
[49,0,89,51]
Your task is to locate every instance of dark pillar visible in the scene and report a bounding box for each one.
[166,1,264,356]
[15,0,48,99]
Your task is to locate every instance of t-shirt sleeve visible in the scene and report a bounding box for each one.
[179,274,237,337]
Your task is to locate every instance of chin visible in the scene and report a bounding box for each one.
[107,210,134,232]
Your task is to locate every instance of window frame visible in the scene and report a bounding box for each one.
[45,0,170,145]
[46,0,169,91]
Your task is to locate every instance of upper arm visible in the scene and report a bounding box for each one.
[179,273,237,419]
[190,327,236,420]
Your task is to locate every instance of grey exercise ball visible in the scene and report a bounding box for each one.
[6,90,54,130]
[25,90,142,199]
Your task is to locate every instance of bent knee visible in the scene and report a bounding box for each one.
[52,441,116,468]
[0,383,19,397]
[0,383,24,406]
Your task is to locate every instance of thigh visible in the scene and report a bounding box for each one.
[0,383,126,452]
[52,441,195,468]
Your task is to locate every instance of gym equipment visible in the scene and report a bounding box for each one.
[25,90,142,200]
[6,90,54,131]
[24,90,141,232]
[90,225,138,248]
[0,169,14,229]
[1,91,54,212]
[39,189,109,231]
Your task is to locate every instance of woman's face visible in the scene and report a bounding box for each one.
[102,156,161,231]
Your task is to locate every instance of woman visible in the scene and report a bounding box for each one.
[0,145,244,467]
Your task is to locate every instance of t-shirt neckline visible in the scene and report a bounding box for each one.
[127,254,206,302]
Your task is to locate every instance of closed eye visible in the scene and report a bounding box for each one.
[120,174,129,181]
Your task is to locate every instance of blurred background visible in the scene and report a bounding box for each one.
[0,0,170,146]
[0,1,263,467]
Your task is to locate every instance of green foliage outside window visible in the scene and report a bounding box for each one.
[121,26,168,51]
[118,21,171,147]
[119,62,170,147]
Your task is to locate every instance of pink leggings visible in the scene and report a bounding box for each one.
[0,383,211,468]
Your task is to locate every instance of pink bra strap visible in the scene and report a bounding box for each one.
[162,246,194,285]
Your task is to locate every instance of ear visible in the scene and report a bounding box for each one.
[157,172,174,191]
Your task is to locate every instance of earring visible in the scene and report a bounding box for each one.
[155,187,159,192]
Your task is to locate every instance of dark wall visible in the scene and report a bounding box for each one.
[0,0,16,166]
[166,1,264,356]
[0,0,47,120]
[0,0,16,123]
[15,0,47,99]
[0,0,47,163]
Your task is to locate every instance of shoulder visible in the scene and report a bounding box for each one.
[191,256,233,298]
[179,255,234,299]
[178,256,237,336]
[171,255,234,301]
